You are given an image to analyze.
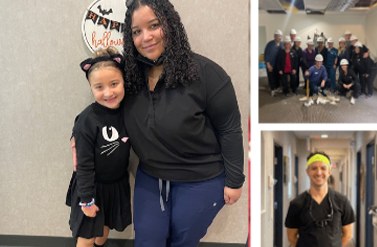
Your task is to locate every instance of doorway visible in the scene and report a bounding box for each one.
[273,144,283,247]
[356,151,361,247]
[365,142,375,247]
[295,155,298,197]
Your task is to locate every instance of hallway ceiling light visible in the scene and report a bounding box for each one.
[321,134,329,138]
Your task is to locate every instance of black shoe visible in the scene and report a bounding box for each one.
[319,89,327,97]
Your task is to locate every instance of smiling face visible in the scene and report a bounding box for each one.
[131,5,165,61]
[328,42,333,49]
[339,41,345,48]
[308,44,314,50]
[274,34,282,42]
[306,161,332,188]
[315,61,323,68]
[89,67,125,109]
[355,46,360,54]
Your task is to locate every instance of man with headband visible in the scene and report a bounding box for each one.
[285,151,355,247]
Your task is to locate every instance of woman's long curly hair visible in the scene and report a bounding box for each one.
[123,0,198,95]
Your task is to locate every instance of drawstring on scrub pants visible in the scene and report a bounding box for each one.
[159,179,170,211]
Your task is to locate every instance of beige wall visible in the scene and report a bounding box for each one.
[366,7,377,59]
[0,0,249,243]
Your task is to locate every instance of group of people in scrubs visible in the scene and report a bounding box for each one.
[264,29,374,106]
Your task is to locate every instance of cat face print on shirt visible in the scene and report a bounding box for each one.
[100,126,128,156]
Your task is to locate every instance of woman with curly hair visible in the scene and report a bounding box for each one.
[123,0,245,246]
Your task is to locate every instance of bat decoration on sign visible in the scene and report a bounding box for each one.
[98,5,113,16]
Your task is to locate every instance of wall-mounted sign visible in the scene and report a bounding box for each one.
[82,0,127,53]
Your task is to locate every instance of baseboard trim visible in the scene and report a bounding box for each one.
[0,235,245,247]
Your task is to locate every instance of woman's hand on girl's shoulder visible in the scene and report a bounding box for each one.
[81,204,99,217]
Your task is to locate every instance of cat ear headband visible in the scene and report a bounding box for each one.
[80,54,124,79]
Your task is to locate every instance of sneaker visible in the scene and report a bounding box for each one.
[275,88,283,93]
[304,98,314,107]
[330,101,337,105]
[366,94,372,99]
[271,90,275,97]
[360,93,365,98]
[318,89,327,97]
[350,97,355,104]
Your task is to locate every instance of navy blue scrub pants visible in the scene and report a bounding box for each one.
[309,79,330,96]
[133,167,225,247]
[326,66,337,91]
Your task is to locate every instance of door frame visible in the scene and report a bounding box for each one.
[356,150,361,247]
[365,141,375,247]
[273,143,283,247]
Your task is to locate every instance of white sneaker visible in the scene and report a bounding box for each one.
[350,97,355,104]
[271,90,275,97]
[330,101,337,105]
[304,98,314,107]
[275,88,283,93]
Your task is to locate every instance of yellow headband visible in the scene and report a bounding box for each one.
[307,154,331,169]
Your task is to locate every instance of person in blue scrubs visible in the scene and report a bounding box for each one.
[264,30,283,96]
[326,38,338,93]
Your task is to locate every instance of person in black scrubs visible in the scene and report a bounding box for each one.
[72,1,245,246]
[352,42,373,98]
[337,59,361,104]
[285,152,355,247]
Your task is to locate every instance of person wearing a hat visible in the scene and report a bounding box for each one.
[348,35,370,59]
[352,42,373,98]
[264,30,283,96]
[276,36,298,96]
[337,59,360,104]
[301,39,317,91]
[326,38,338,93]
[292,36,303,88]
[303,54,330,105]
[315,37,328,69]
[285,151,355,247]
[344,30,352,48]
[337,37,349,74]
[290,29,297,46]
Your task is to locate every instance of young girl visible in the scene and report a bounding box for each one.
[66,46,131,247]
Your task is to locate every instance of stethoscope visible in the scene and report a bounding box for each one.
[308,190,334,228]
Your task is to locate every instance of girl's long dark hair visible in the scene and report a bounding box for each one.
[123,0,198,95]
